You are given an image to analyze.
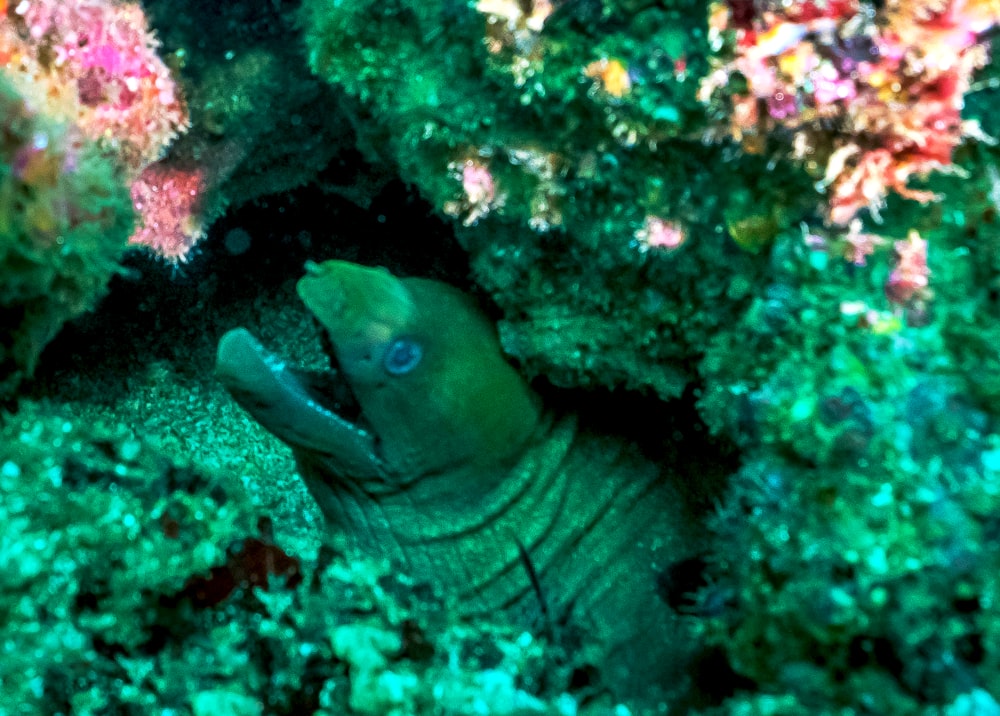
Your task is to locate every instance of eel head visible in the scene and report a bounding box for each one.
[216,260,541,488]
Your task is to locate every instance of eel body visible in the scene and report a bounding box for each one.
[216,260,701,709]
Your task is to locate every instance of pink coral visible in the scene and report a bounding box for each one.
[129,163,206,261]
[885,230,930,304]
[443,159,504,226]
[634,216,686,252]
[840,219,886,266]
[826,148,940,226]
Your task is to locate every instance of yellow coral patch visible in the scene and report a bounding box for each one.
[584,58,631,97]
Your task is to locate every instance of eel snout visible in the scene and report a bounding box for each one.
[215,327,380,473]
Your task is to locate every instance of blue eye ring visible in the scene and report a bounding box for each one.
[383,337,423,375]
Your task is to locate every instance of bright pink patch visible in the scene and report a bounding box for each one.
[129,163,206,261]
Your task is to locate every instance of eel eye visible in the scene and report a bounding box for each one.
[383,337,422,375]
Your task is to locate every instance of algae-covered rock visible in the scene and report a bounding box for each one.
[0,73,134,396]
[139,0,373,240]
[300,0,806,399]
[0,401,576,715]
[692,197,1000,711]
[0,402,259,712]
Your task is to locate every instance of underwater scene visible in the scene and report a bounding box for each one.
[3,0,1000,714]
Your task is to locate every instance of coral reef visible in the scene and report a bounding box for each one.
[300,0,1000,400]
[0,0,188,172]
[4,0,1000,713]
[691,115,1000,709]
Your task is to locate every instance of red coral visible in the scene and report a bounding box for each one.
[180,537,303,609]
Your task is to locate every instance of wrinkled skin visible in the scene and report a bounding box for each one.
[217,260,702,710]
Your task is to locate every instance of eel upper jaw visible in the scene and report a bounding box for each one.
[215,327,387,478]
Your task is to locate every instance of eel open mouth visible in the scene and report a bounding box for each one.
[215,324,373,455]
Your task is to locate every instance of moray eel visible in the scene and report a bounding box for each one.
[216,260,701,709]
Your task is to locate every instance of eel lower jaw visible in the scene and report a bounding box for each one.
[216,328,381,470]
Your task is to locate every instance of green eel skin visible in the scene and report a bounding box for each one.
[216,260,702,710]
